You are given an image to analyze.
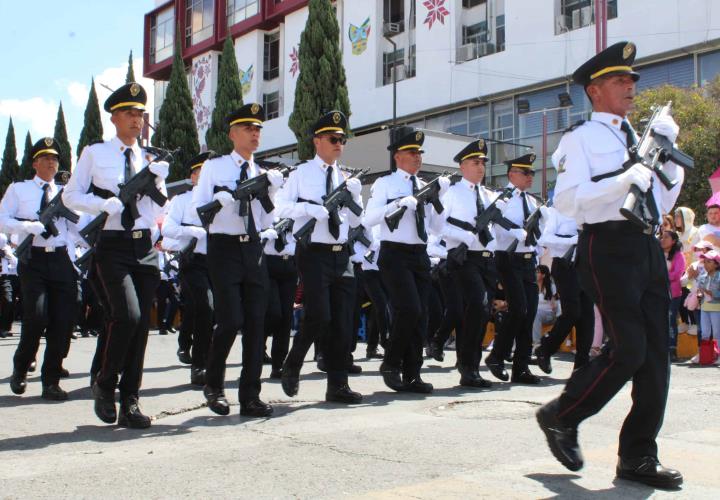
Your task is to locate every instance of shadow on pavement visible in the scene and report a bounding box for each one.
[525,473,657,499]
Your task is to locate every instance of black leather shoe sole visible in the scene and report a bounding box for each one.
[10,377,26,395]
[92,384,117,424]
[381,372,405,392]
[240,405,273,418]
[206,398,230,416]
[118,413,152,429]
[281,368,299,397]
[484,358,509,382]
[460,376,492,388]
[177,350,192,365]
[616,468,683,489]
[536,406,583,472]
[326,388,363,404]
[42,387,68,401]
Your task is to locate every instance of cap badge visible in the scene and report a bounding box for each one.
[623,42,635,60]
[415,131,423,141]
[130,83,140,97]
[477,139,485,149]
[44,138,53,147]
[332,112,341,124]
[529,153,537,162]
[251,103,260,115]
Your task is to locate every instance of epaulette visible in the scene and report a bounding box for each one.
[89,139,104,146]
[563,120,586,134]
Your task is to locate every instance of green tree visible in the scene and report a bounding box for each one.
[53,102,72,172]
[151,35,199,181]
[205,36,244,155]
[77,77,104,158]
[630,78,720,219]
[19,131,34,180]
[126,50,136,84]
[288,0,352,160]
[0,118,19,196]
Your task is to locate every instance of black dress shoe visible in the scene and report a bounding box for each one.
[203,386,230,416]
[366,348,384,360]
[269,368,282,379]
[70,332,78,339]
[534,347,552,374]
[263,352,272,365]
[10,371,27,395]
[616,456,683,489]
[118,396,152,429]
[317,358,327,372]
[59,367,70,378]
[511,369,540,384]
[0,330,8,338]
[484,354,509,381]
[379,363,405,392]
[401,377,434,394]
[28,360,37,372]
[190,367,205,386]
[167,326,177,334]
[42,384,68,401]
[177,349,192,365]
[459,368,492,388]
[159,329,168,336]
[348,363,362,374]
[326,384,363,404]
[426,342,445,362]
[281,363,299,397]
[240,399,273,417]
[536,401,583,471]
[92,382,117,424]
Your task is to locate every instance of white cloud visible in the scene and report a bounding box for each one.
[0,97,58,146]
[67,81,89,108]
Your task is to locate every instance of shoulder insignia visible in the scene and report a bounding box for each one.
[557,154,567,174]
[563,120,586,134]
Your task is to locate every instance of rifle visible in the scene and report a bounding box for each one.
[384,172,460,231]
[178,233,199,267]
[293,169,368,246]
[196,163,295,227]
[80,147,176,247]
[262,218,295,252]
[562,244,576,263]
[523,205,543,247]
[74,247,95,275]
[620,102,694,230]
[15,189,80,261]
[347,224,376,263]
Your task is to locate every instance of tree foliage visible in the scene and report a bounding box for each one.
[77,77,104,158]
[126,50,136,84]
[206,36,244,155]
[19,131,34,181]
[53,102,72,172]
[0,118,19,196]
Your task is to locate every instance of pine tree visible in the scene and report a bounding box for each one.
[77,78,104,158]
[151,35,200,181]
[53,102,72,172]
[19,131,34,180]
[205,36,244,155]
[0,118,19,196]
[288,0,352,160]
[126,50,136,84]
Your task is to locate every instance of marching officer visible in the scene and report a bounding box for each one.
[192,103,282,418]
[483,153,543,384]
[363,127,449,394]
[277,110,364,404]
[64,83,169,428]
[0,233,18,339]
[161,152,214,386]
[536,41,684,488]
[1,138,78,400]
[439,139,498,388]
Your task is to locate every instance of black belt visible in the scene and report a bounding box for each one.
[582,220,652,235]
[380,241,427,252]
[511,252,535,260]
[30,245,67,254]
[100,229,151,240]
[209,233,257,244]
[267,253,292,261]
[467,250,493,258]
[307,242,347,252]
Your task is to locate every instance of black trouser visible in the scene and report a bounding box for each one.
[179,254,214,369]
[88,262,111,379]
[362,269,389,350]
[285,243,354,387]
[350,262,365,360]
[94,232,160,399]
[378,242,431,381]
[448,251,497,370]
[13,248,76,386]
[264,254,297,371]
[431,261,461,349]
[79,277,104,333]
[556,223,670,460]
[540,257,594,369]
[156,280,180,329]
[491,251,538,372]
[205,235,267,402]
[0,274,17,333]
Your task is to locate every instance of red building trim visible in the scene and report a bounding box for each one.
[143,0,309,81]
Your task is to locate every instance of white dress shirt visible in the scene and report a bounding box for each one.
[275,155,362,244]
[363,169,443,244]
[440,178,498,252]
[552,112,683,226]
[493,183,541,254]
[192,150,274,236]
[162,189,207,255]
[63,137,166,231]
[0,176,74,248]
[537,207,578,258]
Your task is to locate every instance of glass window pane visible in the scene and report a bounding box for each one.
[700,50,720,86]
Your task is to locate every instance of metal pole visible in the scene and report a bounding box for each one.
[542,112,548,200]
[383,35,398,125]
[601,0,607,49]
[594,0,602,53]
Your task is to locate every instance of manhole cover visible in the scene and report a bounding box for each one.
[429,399,541,420]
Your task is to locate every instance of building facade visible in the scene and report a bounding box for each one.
[144,0,720,189]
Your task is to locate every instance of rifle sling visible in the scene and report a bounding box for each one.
[446,217,476,233]
[90,184,115,200]
[591,168,624,183]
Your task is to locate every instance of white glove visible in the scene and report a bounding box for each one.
[148,160,169,180]
[618,163,652,192]
[24,221,46,236]
[260,228,278,241]
[213,191,235,207]
[305,203,329,220]
[429,256,441,267]
[101,197,124,216]
[398,196,418,211]
[651,115,679,143]
[509,228,527,242]
[460,230,476,247]
[346,177,362,196]
[437,176,451,195]
[266,169,284,188]
[184,226,206,240]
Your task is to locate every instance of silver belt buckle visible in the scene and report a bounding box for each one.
[332,245,343,252]
[45,247,55,253]
[238,235,250,243]
[523,253,532,259]
[482,251,491,257]
[282,255,289,260]
[132,230,143,239]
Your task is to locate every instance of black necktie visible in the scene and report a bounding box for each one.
[475,185,484,216]
[411,175,427,242]
[520,192,530,220]
[239,162,258,240]
[326,166,340,239]
[620,120,637,149]
[39,184,51,238]
[121,149,134,230]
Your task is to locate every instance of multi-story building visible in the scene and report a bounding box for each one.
[144,0,720,190]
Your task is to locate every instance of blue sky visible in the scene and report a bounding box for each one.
[0,0,157,161]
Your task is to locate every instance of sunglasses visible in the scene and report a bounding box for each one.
[325,136,347,145]
[511,169,535,177]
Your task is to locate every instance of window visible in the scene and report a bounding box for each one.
[556,0,618,34]
[700,50,720,86]
[154,80,170,121]
[456,0,503,62]
[496,14,505,51]
[263,92,280,120]
[150,7,174,64]
[463,0,486,7]
[383,48,405,85]
[468,105,489,137]
[462,22,487,45]
[383,0,405,35]
[489,99,515,174]
[185,0,214,47]
[426,109,468,135]
[635,57,695,91]
[263,32,280,81]
[227,0,259,26]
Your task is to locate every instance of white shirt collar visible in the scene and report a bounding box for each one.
[591,111,626,130]
[460,177,478,190]
[231,150,253,167]
[313,154,337,171]
[394,168,416,181]
[111,136,142,158]
[33,175,54,189]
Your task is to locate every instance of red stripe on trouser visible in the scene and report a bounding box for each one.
[558,232,616,419]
